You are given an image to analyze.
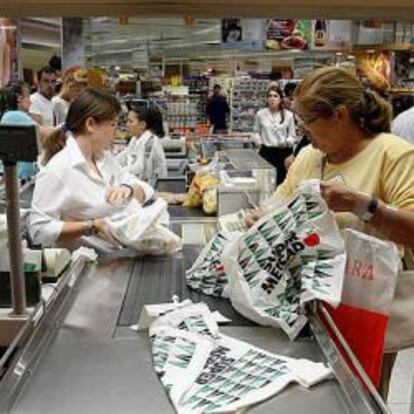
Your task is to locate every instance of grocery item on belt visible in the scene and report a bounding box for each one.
[183,174,220,209]
[149,300,332,414]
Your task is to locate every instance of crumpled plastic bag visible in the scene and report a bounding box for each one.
[185,231,241,297]
[149,300,333,414]
[106,198,182,256]
[222,180,346,339]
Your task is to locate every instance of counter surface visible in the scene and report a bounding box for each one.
[11,250,352,414]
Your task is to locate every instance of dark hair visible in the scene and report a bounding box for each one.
[37,66,56,81]
[267,86,285,124]
[66,87,121,135]
[130,105,165,138]
[42,87,121,164]
[0,81,30,117]
[284,82,297,98]
[294,66,391,134]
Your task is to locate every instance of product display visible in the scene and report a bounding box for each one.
[149,301,332,414]
[231,78,269,132]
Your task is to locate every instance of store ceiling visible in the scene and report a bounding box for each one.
[1,0,414,20]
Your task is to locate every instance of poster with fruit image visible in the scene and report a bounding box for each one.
[265,19,311,51]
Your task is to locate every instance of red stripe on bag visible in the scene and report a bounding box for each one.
[326,303,388,387]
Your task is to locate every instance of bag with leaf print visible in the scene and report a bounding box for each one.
[222,180,346,339]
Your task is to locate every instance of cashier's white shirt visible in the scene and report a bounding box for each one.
[254,108,297,148]
[30,135,155,247]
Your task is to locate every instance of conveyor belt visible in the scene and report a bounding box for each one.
[118,246,255,326]
[156,178,217,220]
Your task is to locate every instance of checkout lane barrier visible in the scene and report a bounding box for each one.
[309,302,390,413]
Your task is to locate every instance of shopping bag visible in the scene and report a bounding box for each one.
[222,180,346,339]
[106,198,182,255]
[327,229,400,387]
[149,300,332,414]
[185,231,241,297]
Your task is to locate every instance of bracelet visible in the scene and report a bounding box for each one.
[83,220,95,237]
[120,183,134,200]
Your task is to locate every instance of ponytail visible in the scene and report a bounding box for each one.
[42,126,67,165]
[360,90,392,134]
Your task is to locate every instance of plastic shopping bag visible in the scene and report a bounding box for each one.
[106,198,182,256]
[222,180,346,339]
[185,231,241,297]
[149,300,332,414]
[327,229,400,387]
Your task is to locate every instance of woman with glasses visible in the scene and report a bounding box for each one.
[248,66,414,399]
[254,86,297,185]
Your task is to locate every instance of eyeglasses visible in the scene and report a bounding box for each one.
[295,114,320,128]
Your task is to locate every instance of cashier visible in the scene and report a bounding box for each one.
[247,66,414,398]
[30,87,155,248]
[116,105,167,185]
[254,86,297,185]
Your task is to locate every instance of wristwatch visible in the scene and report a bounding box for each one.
[83,220,95,237]
[360,197,378,222]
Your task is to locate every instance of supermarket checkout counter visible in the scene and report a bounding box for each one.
[0,150,388,414]
[1,246,387,413]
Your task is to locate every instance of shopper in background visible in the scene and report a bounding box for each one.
[391,104,414,145]
[206,84,230,133]
[117,105,167,186]
[254,86,297,185]
[0,81,37,181]
[30,87,155,249]
[282,82,310,171]
[52,67,78,125]
[247,66,414,398]
[30,66,57,127]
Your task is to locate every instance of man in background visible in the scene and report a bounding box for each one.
[30,66,57,127]
[206,84,230,134]
[392,105,414,145]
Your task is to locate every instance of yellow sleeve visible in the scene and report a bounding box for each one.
[381,147,414,210]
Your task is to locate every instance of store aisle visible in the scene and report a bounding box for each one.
[389,348,414,414]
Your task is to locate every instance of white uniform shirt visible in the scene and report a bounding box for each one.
[30,92,55,127]
[30,135,154,246]
[52,96,70,125]
[254,108,297,148]
[117,130,168,185]
[392,106,414,145]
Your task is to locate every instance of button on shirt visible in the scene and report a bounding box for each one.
[254,108,297,148]
[30,92,55,127]
[30,135,155,246]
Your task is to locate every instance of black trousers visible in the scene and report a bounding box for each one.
[259,146,293,186]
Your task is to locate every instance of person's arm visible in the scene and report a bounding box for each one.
[152,139,168,179]
[58,219,121,247]
[286,112,298,146]
[253,113,262,146]
[320,182,414,248]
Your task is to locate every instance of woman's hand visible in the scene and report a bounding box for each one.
[320,181,369,214]
[105,185,133,205]
[93,218,123,247]
[245,208,265,228]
